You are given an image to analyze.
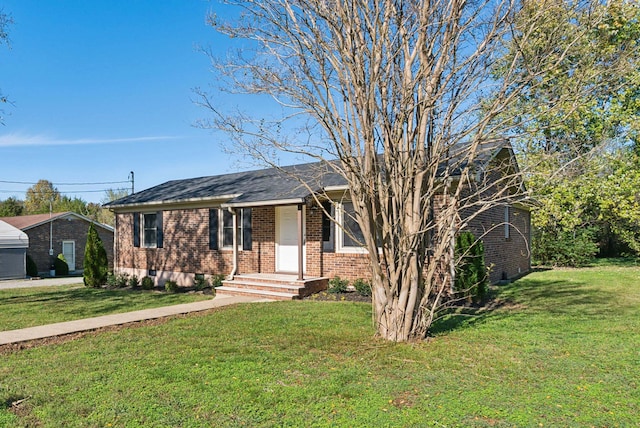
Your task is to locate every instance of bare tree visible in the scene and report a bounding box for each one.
[0,9,13,124]
[198,0,603,341]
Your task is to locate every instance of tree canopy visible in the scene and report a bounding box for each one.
[0,196,23,217]
[502,0,640,264]
[1,182,124,226]
[24,180,61,215]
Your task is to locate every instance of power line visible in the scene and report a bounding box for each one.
[0,179,130,186]
[0,187,129,195]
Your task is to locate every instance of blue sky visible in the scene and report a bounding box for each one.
[0,0,270,204]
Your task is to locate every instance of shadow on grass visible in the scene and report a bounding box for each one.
[586,257,640,267]
[430,272,620,336]
[0,287,187,318]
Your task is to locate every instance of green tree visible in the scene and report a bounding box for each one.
[500,0,640,264]
[454,232,488,303]
[504,0,640,157]
[0,196,23,216]
[24,179,61,214]
[83,223,108,287]
[55,195,88,215]
[97,188,129,226]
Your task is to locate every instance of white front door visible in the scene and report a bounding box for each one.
[275,205,305,273]
[62,241,75,271]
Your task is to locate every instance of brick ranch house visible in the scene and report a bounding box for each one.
[105,143,530,299]
[0,212,114,276]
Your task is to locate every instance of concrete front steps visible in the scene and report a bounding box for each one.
[217,273,328,300]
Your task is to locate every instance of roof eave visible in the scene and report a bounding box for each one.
[222,197,306,209]
[17,212,114,233]
[106,194,242,210]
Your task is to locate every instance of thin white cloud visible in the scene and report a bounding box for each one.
[0,133,182,147]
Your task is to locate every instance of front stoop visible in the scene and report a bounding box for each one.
[217,274,328,300]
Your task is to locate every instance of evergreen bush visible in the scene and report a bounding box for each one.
[164,280,178,293]
[115,272,129,288]
[328,276,349,294]
[26,254,38,277]
[454,231,488,303]
[141,276,154,290]
[211,274,225,287]
[128,275,140,288]
[106,272,118,288]
[83,223,109,287]
[54,254,69,276]
[352,278,372,296]
[194,274,210,291]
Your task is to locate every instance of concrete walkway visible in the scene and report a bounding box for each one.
[0,276,84,290]
[0,294,270,346]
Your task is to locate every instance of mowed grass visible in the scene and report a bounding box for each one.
[1,263,639,427]
[0,284,213,331]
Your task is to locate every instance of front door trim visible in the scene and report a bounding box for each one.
[275,205,305,275]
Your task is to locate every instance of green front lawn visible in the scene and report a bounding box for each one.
[0,284,213,331]
[1,263,638,426]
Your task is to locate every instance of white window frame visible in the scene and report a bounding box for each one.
[336,201,369,254]
[221,209,244,250]
[143,212,158,248]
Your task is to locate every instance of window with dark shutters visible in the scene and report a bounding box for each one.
[156,211,163,248]
[321,201,334,252]
[216,208,252,250]
[133,212,140,247]
[242,208,252,250]
[209,209,219,250]
[143,213,157,248]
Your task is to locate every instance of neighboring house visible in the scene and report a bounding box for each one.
[0,220,29,280]
[0,212,114,275]
[105,143,531,299]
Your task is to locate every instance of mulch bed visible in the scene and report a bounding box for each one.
[305,291,372,303]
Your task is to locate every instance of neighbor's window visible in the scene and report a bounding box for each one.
[143,213,158,248]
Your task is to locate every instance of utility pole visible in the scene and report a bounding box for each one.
[49,200,55,277]
[49,200,53,257]
[129,171,135,194]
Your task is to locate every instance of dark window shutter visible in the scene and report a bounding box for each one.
[242,208,252,251]
[322,202,335,252]
[156,211,163,248]
[321,202,332,241]
[209,209,219,250]
[133,212,140,247]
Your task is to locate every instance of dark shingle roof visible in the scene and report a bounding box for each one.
[104,161,347,209]
[105,141,512,209]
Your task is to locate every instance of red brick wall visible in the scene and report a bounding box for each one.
[116,209,232,282]
[114,206,375,285]
[115,208,273,286]
[306,207,371,280]
[26,218,114,274]
[114,199,529,286]
[465,204,531,283]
